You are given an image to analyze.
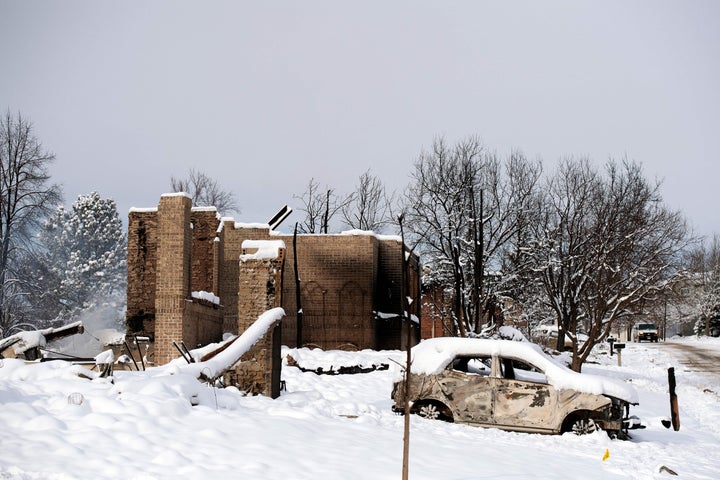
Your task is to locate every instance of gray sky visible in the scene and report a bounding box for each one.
[1,1,718,238]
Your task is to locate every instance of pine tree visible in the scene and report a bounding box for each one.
[26,192,126,326]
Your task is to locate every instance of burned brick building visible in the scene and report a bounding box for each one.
[126,193,420,366]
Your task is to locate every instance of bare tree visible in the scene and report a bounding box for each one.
[0,111,62,335]
[472,150,543,332]
[527,159,691,371]
[293,178,349,234]
[170,168,239,215]
[403,136,482,336]
[341,169,394,232]
[403,136,543,337]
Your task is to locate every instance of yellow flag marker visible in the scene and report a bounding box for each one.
[602,449,610,461]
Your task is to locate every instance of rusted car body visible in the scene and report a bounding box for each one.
[392,338,641,438]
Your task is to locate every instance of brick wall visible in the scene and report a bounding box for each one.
[219,225,419,351]
[420,283,454,339]
[190,208,221,294]
[219,223,273,334]
[127,196,422,367]
[126,210,158,338]
[183,300,224,350]
[375,238,421,349]
[282,234,377,350]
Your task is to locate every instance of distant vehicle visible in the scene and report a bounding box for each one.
[391,338,642,439]
[532,324,588,351]
[632,323,659,343]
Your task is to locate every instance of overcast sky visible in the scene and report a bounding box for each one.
[1,1,718,238]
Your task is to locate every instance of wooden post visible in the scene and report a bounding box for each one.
[668,367,680,431]
[614,343,625,366]
[399,213,410,480]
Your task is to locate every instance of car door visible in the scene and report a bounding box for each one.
[437,356,494,424]
[492,357,557,432]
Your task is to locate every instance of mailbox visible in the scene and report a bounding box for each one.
[614,343,626,350]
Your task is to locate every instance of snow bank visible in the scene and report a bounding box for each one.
[1,339,720,479]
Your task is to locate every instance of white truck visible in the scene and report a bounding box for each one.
[632,323,659,342]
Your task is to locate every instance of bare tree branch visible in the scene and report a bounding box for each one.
[170,168,239,215]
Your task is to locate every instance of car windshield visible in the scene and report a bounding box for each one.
[638,324,655,330]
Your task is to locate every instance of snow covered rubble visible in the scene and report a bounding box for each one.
[1,338,720,479]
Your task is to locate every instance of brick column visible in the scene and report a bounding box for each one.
[154,194,192,364]
[233,243,285,398]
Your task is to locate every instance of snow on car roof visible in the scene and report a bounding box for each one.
[407,337,638,403]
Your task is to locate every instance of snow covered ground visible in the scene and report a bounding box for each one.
[1,338,719,480]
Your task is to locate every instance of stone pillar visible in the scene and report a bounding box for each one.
[154,194,193,365]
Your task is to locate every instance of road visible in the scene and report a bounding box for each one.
[648,341,720,379]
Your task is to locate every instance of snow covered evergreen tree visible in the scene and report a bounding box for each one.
[25,192,126,326]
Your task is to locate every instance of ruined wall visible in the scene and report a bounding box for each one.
[218,223,273,334]
[374,238,421,350]
[154,194,193,365]
[127,195,422,364]
[126,199,227,364]
[218,225,419,351]
[285,234,377,351]
[126,210,158,338]
[183,300,224,350]
[190,208,221,295]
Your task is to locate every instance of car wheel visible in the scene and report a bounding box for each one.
[570,418,598,435]
[413,401,453,422]
[419,403,441,420]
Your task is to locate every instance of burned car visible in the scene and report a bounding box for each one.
[392,338,642,438]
